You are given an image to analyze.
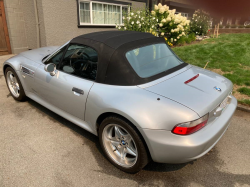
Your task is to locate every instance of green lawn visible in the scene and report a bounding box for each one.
[173,33,250,106]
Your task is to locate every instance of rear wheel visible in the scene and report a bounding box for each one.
[5,67,26,101]
[99,116,149,173]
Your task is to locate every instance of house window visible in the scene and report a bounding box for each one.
[79,0,129,26]
[176,12,189,18]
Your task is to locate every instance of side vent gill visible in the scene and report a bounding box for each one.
[20,65,34,77]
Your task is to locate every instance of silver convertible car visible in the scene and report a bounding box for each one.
[3,31,237,173]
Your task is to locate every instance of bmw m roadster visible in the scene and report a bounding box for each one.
[3,31,237,173]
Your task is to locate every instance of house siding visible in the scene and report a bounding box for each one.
[3,0,30,54]
[41,0,145,47]
[3,0,145,54]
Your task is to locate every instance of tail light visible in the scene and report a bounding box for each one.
[172,114,209,135]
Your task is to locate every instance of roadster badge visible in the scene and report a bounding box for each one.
[214,86,222,92]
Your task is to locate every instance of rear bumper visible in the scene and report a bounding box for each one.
[140,96,237,163]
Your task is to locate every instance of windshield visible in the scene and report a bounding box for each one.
[126,43,184,78]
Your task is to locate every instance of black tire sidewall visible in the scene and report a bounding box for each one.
[99,116,148,173]
[5,67,26,101]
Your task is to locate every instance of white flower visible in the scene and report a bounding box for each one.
[166,16,171,22]
[131,13,134,16]
[118,26,121,29]
[158,3,162,8]
[136,21,140,24]
[141,17,144,20]
[153,17,155,20]
[171,29,174,32]
[172,9,176,14]
[174,39,177,41]
[159,7,165,14]
[164,5,169,11]
[177,36,180,39]
[196,32,198,34]
[159,23,163,27]
[122,16,125,20]
[161,32,164,36]
[139,24,141,28]
[156,19,158,22]
[154,5,159,10]
[131,21,134,25]
[195,20,197,22]
[200,26,202,28]
[128,17,131,20]
[151,10,156,15]
[124,27,126,30]
[152,25,154,28]
[162,19,166,23]
[171,38,173,42]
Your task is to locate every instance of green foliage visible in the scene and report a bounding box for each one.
[188,33,196,42]
[245,25,250,28]
[238,99,250,105]
[231,24,237,28]
[238,25,245,28]
[190,9,210,35]
[225,24,230,28]
[237,87,250,96]
[219,25,223,28]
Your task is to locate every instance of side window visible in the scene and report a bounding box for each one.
[59,44,98,81]
[44,46,67,66]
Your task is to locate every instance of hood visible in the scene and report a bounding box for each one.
[139,66,233,117]
[19,46,60,63]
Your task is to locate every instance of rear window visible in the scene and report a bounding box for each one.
[125,43,184,78]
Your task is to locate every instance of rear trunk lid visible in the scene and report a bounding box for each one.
[139,66,233,117]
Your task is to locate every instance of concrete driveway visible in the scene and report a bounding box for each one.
[0,55,250,187]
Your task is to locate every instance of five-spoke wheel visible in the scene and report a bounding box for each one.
[99,116,149,173]
[5,67,26,101]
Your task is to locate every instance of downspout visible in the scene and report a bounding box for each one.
[33,0,40,48]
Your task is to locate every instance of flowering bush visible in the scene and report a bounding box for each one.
[117,3,190,46]
[190,9,210,35]
[117,9,157,33]
[151,3,190,44]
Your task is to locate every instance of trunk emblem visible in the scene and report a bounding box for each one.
[214,86,222,92]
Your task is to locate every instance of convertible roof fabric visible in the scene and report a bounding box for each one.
[70,31,187,86]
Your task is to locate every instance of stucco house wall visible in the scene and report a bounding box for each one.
[3,0,145,54]
[3,0,30,54]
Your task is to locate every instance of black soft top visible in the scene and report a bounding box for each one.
[70,31,187,86]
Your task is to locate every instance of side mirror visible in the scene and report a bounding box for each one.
[44,63,56,76]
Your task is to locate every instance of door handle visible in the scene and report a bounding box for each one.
[72,87,84,95]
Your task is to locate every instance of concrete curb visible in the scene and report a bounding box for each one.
[237,104,250,113]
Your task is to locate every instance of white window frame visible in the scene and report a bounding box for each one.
[176,12,189,18]
[79,0,129,26]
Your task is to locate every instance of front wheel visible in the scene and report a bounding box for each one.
[5,67,26,101]
[99,116,149,173]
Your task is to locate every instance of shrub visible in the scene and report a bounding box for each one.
[225,24,230,28]
[231,24,237,28]
[245,25,250,28]
[190,9,211,35]
[176,36,186,46]
[219,25,223,28]
[238,25,245,28]
[188,32,196,42]
[117,3,190,46]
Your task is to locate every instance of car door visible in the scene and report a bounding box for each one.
[33,44,98,121]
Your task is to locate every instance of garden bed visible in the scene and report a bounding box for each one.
[173,33,250,106]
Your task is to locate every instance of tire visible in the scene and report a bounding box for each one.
[5,67,26,101]
[99,116,149,173]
